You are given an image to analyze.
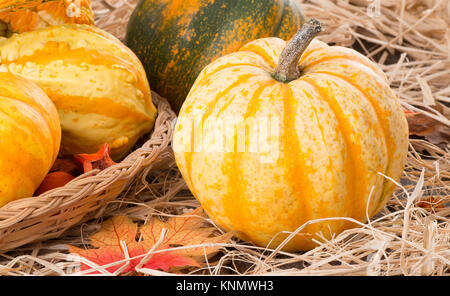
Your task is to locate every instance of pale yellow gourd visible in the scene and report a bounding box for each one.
[173,20,409,251]
[0,24,157,159]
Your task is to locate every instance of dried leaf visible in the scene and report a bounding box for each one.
[416,197,445,209]
[34,172,75,196]
[404,111,450,145]
[73,143,116,173]
[68,208,232,275]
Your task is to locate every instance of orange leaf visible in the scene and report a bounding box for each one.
[73,143,116,173]
[68,208,232,275]
[416,197,445,209]
[34,171,75,196]
[49,158,80,176]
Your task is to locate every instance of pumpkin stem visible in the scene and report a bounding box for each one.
[273,19,323,83]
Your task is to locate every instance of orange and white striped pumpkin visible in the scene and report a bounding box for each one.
[173,20,409,251]
[0,72,61,207]
[0,0,94,35]
[0,24,157,159]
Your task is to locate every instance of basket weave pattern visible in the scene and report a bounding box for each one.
[0,92,176,251]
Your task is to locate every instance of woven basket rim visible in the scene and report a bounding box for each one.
[0,91,176,231]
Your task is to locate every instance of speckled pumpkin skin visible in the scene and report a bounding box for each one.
[0,72,61,207]
[126,0,304,113]
[0,24,157,160]
[173,38,409,251]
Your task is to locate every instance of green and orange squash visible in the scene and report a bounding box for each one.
[0,0,94,35]
[0,72,61,207]
[126,0,304,113]
[0,24,157,160]
[173,20,409,251]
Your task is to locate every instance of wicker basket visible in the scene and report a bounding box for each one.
[0,91,176,252]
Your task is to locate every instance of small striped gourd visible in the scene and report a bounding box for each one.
[0,0,94,35]
[0,24,157,160]
[0,72,61,207]
[173,20,409,251]
[126,0,304,113]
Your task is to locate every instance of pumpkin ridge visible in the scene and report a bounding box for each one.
[239,44,277,69]
[0,96,56,152]
[4,44,151,105]
[194,61,270,92]
[202,62,272,81]
[44,90,153,122]
[0,76,57,123]
[243,81,277,119]
[221,140,249,238]
[0,99,53,147]
[312,70,393,210]
[304,55,379,75]
[200,74,254,128]
[301,77,362,223]
[82,25,144,62]
[292,82,343,225]
[214,93,239,119]
[0,93,56,144]
[183,74,254,198]
[3,24,144,71]
[298,46,326,65]
[0,103,52,182]
[0,74,61,161]
[220,81,277,240]
[282,84,315,235]
[311,71,391,147]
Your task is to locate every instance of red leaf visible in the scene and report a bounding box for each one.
[49,158,80,176]
[416,197,445,209]
[68,208,231,275]
[143,252,201,271]
[73,143,116,173]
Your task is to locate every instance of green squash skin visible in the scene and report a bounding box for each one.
[126,0,304,113]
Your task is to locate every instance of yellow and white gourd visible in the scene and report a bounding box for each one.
[173,20,409,251]
[0,24,157,159]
